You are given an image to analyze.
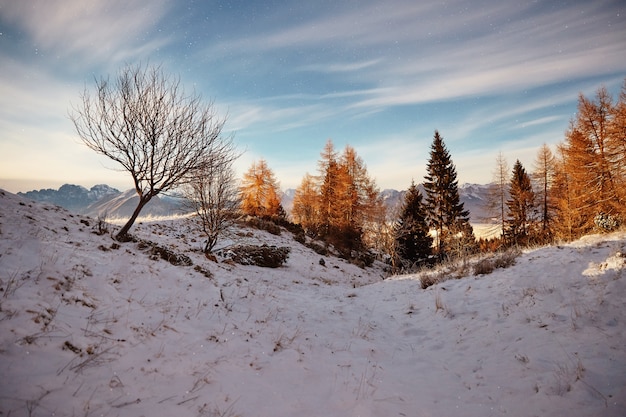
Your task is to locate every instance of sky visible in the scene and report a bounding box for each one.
[0,0,625,193]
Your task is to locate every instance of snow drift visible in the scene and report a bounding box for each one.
[0,189,624,416]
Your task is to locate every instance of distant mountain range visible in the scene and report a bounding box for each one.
[19,182,493,222]
[18,184,120,211]
[282,183,492,223]
[18,184,187,219]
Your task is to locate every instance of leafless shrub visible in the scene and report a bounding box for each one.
[1,269,23,298]
[243,216,281,235]
[272,327,301,353]
[473,248,521,276]
[183,142,241,254]
[94,211,109,235]
[133,237,194,266]
[473,258,496,275]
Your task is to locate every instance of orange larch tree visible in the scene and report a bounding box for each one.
[240,159,283,217]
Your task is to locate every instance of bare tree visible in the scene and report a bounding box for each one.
[70,63,230,240]
[485,151,509,238]
[184,147,240,254]
[532,143,557,238]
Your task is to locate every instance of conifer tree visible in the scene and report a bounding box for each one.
[294,140,384,258]
[532,143,557,240]
[338,145,384,241]
[240,159,283,217]
[505,160,535,245]
[394,181,432,269]
[485,152,509,239]
[317,139,341,237]
[556,84,624,237]
[291,173,319,234]
[610,81,626,195]
[423,130,472,258]
[553,142,587,240]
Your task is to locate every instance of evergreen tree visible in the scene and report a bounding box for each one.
[394,181,432,269]
[423,130,472,258]
[505,160,535,245]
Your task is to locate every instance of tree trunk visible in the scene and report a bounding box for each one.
[115,195,152,241]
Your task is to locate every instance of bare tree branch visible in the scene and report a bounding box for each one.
[70,63,233,240]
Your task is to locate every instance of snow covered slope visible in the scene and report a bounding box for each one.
[0,189,624,416]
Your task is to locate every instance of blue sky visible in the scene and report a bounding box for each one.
[0,0,624,193]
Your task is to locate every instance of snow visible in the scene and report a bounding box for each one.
[1,189,625,417]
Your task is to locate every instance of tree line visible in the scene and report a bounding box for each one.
[482,81,626,252]
[70,63,625,270]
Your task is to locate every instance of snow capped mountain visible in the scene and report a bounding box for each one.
[17,184,187,219]
[18,184,120,211]
[82,189,188,219]
[18,181,493,224]
[379,183,492,221]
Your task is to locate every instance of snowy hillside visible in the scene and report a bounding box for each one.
[0,189,624,417]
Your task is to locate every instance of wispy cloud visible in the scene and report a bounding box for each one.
[209,0,625,111]
[298,59,382,74]
[0,0,172,66]
[1,0,623,191]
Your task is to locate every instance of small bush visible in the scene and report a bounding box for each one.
[243,216,281,235]
[194,265,213,278]
[473,248,520,276]
[306,241,328,256]
[149,245,193,266]
[131,236,193,266]
[216,244,290,268]
[93,212,109,235]
[473,258,495,275]
[421,273,444,289]
[594,212,619,233]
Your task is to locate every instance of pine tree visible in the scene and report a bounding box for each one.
[423,130,472,258]
[505,160,535,245]
[394,181,432,270]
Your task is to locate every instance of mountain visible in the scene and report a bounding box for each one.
[376,183,492,222]
[282,183,491,222]
[459,183,493,222]
[82,189,188,219]
[18,184,120,211]
[18,184,188,219]
[19,182,492,223]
